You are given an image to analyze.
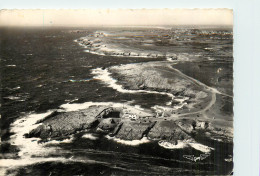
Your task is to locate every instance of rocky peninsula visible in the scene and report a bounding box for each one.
[26,61,232,153]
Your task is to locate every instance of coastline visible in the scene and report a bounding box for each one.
[0,26,234,175]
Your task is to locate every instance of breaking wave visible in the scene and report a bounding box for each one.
[106,136,151,146]
[91,68,175,106]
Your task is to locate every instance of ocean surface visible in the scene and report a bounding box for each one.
[0,27,233,175]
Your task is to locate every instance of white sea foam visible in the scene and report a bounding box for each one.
[45,138,74,144]
[12,86,21,90]
[4,96,21,100]
[134,105,144,111]
[175,97,189,104]
[9,111,58,158]
[151,102,187,113]
[91,68,174,105]
[158,140,214,153]
[158,140,188,149]
[151,96,189,113]
[151,105,172,113]
[0,157,66,168]
[188,142,214,153]
[82,133,98,140]
[60,101,123,112]
[2,101,128,171]
[0,110,76,174]
[0,154,106,175]
[166,57,178,62]
[106,136,150,146]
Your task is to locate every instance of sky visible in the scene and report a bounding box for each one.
[0,9,233,27]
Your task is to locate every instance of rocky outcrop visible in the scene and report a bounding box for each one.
[26,106,231,144]
[26,106,110,139]
[175,119,196,133]
[108,62,212,115]
[97,118,119,132]
[113,121,156,140]
[175,119,209,133]
[96,107,115,119]
[148,121,192,144]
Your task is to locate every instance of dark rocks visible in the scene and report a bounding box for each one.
[176,119,210,134]
[35,111,61,124]
[176,119,196,133]
[26,125,53,139]
[26,106,109,140]
[148,121,191,144]
[196,121,209,130]
[96,107,119,119]
[114,121,155,140]
[25,104,220,145]
[97,118,118,132]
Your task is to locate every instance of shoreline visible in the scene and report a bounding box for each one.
[1,27,234,175]
[91,67,175,106]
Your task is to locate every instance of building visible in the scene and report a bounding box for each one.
[122,112,139,121]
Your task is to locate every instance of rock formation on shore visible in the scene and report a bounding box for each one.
[26,60,232,151]
[26,106,118,140]
[26,103,231,152]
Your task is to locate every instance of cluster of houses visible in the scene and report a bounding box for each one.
[120,108,164,121]
[96,106,167,122]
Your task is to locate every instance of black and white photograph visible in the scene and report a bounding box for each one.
[0,9,234,175]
